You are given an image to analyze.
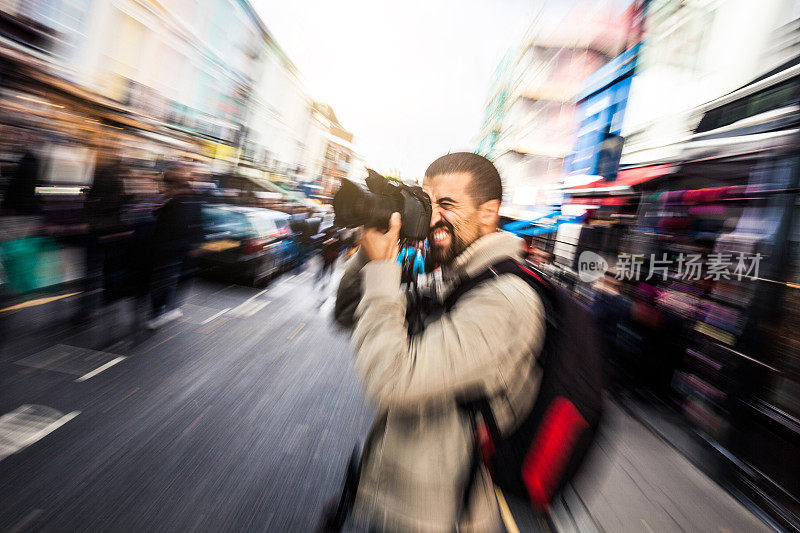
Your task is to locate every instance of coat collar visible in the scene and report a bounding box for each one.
[445,230,525,282]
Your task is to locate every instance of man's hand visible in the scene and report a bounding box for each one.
[361,212,401,262]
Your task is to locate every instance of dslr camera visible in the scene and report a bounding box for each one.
[333,169,432,240]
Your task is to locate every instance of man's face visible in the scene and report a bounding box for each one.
[422,172,481,266]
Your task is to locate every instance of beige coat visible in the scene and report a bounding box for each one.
[335,231,546,532]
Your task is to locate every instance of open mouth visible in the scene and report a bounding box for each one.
[431,228,450,246]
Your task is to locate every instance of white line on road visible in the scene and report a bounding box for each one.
[208,284,235,297]
[0,406,80,462]
[268,283,296,298]
[319,296,335,315]
[201,307,231,324]
[74,356,126,382]
[227,300,270,318]
[246,288,270,303]
[287,322,306,340]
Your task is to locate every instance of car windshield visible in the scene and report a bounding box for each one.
[203,207,253,238]
[272,217,291,236]
[247,213,279,238]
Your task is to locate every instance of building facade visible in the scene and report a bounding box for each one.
[300,102,358,202]
[477,2,629,211]
[620,0,800,167]
[0,0,355,186]
[566,0,648,184]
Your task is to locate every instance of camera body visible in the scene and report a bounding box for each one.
[333,169,432,240]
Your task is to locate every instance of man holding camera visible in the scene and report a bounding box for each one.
[335,153,546,531]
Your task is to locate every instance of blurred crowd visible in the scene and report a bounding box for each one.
[0,126,338,330]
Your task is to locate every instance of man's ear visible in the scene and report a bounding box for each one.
[478,199,501,228]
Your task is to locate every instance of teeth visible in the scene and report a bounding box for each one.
[433,229,448,242]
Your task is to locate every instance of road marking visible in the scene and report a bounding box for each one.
[319,296,335,315]
[269,283,296,298]
[16,345,124,377]
[227,300,269,318]
[0,292,82,313]
[246,288,270,303]
[0,406,80,462]
[201,307,231,324]
[7,508,42,533]
[74,356,126,382]
[208,284,235,297]
[195,317,231,335]
[35,349,73,370]
[494,486,520,533]
[287,322,306,340]
[641,519,655,533]
[179,408,209,440]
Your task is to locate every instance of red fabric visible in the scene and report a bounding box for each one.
[683,186,727,204]
[516,264,547,287]
[565,164,673,192]
[521,397,589,511]
[565,196,629,206]
[476,422,495,472]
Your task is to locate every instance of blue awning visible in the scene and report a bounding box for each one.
[504,212,584,236]
[502,211,559,233]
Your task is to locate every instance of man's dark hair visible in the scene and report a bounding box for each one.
[424,152,502,206]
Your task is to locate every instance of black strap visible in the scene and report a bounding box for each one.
[452,259,554,524]
[444,258,552,311]
[457,397,496,522]
[324,414,387,531]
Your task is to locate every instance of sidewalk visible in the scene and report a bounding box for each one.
[568,400,771,532]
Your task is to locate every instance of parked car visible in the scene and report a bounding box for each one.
[197,205,299,286]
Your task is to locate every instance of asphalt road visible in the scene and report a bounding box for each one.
[0,262,372,531]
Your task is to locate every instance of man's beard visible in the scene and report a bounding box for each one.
[428,219,470,266]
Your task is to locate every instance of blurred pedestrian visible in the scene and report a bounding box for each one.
[146,164,204,329]
[72,147,129,322]
[592,271,630,391]
[0,133,46,297]
[2,133,41,216]
[315,228,340,287]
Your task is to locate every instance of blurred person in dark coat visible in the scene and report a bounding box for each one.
[72,149,129,322]
[2,140,41,215]
[146,164,204,329]
[315,227,341,287]
[592,271,631,391]
[0,133,43,301]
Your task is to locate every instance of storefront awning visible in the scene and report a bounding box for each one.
[503,210,559,233]
[502,210,584,236]
[566,164,675,196]
[565,196,629,206]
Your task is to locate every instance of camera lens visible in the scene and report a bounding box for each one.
[333,175,430,239]
[334,178,400,230]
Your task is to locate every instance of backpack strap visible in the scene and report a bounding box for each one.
[444,258,553,312]
[453,258,554,522]
[442,269,495,311]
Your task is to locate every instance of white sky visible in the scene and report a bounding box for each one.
[251,0,630,179]
[251,0,549,179]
